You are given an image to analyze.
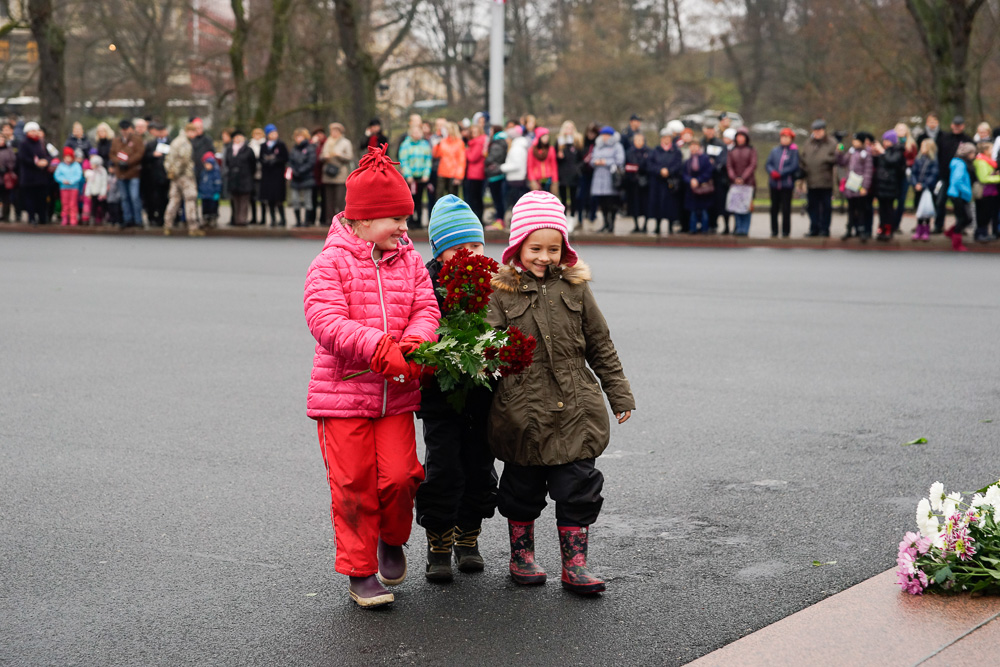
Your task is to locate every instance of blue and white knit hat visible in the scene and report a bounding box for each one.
[428,195,484,258]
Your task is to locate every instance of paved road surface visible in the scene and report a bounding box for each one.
[2,235,997,666]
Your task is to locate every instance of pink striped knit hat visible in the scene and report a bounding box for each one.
[502,191,579,267]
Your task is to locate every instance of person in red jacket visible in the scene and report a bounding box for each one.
[303,144,441,608]
[464,124,487,222]
[526,127,559,194]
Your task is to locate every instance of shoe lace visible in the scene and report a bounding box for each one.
[427,527,454,553]
[454,527,481,548]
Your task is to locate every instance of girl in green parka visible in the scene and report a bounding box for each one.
[485,190,635,595]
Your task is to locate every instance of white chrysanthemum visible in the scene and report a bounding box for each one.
[932,528,946,550]
[942,491,963,519]
[916,498,933,531]
[984,485,1000,510]
[929,482,945,511]
[919,515,940,539]
[972,493,987,509]
[994,506,1000,525]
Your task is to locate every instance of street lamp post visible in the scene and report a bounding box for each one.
[458,8,513,125]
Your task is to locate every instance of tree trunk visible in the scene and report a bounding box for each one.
[27,0,65,139]
[904,0,987,121]
[229,0,251,130]
[334,0,379,142]
[253,0,295,127]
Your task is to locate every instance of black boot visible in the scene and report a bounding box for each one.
[425,527,454,583]
[278,206,287,228]
[453,525,485,573]
[293,209,302,227]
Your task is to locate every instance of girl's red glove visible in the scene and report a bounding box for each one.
[770,170,780,179]
[369,335,415,383]
[398,336,423,357]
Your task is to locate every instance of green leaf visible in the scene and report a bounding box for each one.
[812,560,822,566]
[902,437,928,446]
[933,566,953,583]
[811,560,837,566]
[981,419,993,423]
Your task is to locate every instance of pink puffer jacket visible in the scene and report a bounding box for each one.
[304,214,440,419]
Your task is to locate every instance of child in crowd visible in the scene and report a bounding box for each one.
[415,195,498,583]
[54,147,83,226]
[872,130,906,241]
[303,145,440,609]
[83,155,108,225]
[910,139,939,241]
[972,141,1000,243]
[486,191,635,595]
[945,142,976,252]
[839,132,874,241]
[684,140,714,234]
[105,166,122,226]
[198,152,222,227]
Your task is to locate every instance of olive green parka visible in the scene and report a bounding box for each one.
[485,261,635,466]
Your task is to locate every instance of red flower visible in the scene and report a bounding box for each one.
[439,248,499,315]
[498,326,536,377]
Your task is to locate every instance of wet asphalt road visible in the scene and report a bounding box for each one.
[2,235,998,666]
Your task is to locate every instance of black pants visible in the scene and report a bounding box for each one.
[877,196,897,236]
[934,180,949,231]
[597,194,619,231]
[806,188,832,235]
[848,196,872,236]
[409,179,427,228]
[489,179,506,222]
[464,178,485,222]
[951,196,973,234]
[22,185,48,224]
[975,196,998,236]
[558,183,574,216]
[769,187,793,236]
[498,458,604,527]
[709,184,730,231]
[146,184,168,226]
[415,400,498,533]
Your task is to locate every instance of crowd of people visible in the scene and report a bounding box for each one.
[3,110,999,250]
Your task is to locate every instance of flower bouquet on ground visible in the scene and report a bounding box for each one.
[896,479,1000,595]
[409,248,536,411]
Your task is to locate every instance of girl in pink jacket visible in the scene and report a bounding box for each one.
[304,145,441,608]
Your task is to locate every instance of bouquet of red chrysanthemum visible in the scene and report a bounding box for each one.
[410,248,537,411]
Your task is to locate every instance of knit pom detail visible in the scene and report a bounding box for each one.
[357,143,398,173]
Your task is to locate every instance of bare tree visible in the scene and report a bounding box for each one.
[904,0,988,120]
[27,0,66,137]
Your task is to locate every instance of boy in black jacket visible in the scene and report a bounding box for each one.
[415,195,499,582]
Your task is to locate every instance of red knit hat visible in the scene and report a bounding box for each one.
[63,146,76,158]
[344,144,414,220]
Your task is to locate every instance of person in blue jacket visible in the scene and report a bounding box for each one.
[765,128,800,237]
[198,152,223,229]
[945,142,976,251]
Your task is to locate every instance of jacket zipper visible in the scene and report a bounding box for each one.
[373,245,389,418]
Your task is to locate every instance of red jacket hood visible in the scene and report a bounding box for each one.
[532,127,550,147]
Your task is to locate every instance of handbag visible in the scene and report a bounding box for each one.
[323,162,341,178]
[972,181,984,200]
[3,170,17,190]
[611,167,623,189]
[845,171,864,193]
[915,189,936,219]
[692,180,715,196]
[725,184,754,214]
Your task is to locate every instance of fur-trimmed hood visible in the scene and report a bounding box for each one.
[492,261,592,293]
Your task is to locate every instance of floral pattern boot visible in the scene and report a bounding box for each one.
[508,520,546,585]
[558,525,606,595]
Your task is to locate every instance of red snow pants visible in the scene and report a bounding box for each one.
[317,413,425,576]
